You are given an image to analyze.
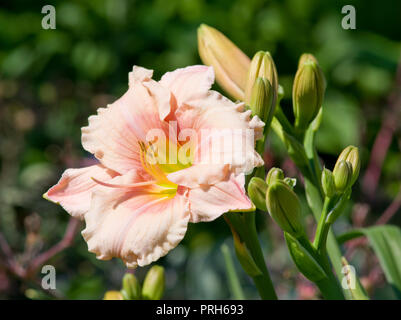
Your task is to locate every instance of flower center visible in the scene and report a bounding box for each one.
[139,140,191,197]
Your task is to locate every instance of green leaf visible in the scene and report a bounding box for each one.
[284,232,328,282]
[221,244,245,300]
[338,225,401,298]
[341,257,369,300]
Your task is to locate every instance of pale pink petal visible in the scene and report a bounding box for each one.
[44,164,119,219]
[167,164,230,188]
[143,80,173,121]
[188,173,252,223]
[174,90,235,130]
[129,65,173,121]
[128,66,153,85]
[159,65,214,107]
[174,88,264,175]
[81,82,170,174]
[82,174,190,268]
[173,104,263,183]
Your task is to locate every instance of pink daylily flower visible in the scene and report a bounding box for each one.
[44,65,264,268]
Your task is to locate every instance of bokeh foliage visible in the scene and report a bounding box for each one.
[0,0,400,299]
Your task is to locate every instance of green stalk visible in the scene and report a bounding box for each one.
[225,212,278,300]
[221,244,245,300]
[315,276,345,300]
[272,114,356,299]
[313,197,332,253]
[297,233,345,300]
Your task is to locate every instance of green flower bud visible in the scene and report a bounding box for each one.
[334,146,360,186]
[297,53,320,69]
[266,181,304,237]
[321,168,336,198]
[142,265,165,300]
[333,160,352,192]
[103,291,123,300]
[248,177,268,211]
[292,54,325,130]
[266,167,284,185]
[248,77,275,128]
[245,51,278,109]
[120,273,141,300]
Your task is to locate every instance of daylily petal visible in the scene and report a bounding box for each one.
[159,65,214,107]
[174,100,264,178]
[193,125,264,175]
[188,173,252,223]
[82,174,190,268]
[44,164,119,219]
[129,65,173,121]
[167,164,230,188]
[142,80,174,121]
[128,66,153,84]
[81,81,170,174]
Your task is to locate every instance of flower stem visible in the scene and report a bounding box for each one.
[313,197,331,253]
[221,244,245,300]
[225,212,278,300]
[272,114,359,299]
[315,275,345,300]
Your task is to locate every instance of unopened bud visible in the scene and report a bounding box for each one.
[321,168,336,198]
[283,177,297,188]
[298,53,320,68]
[142,265,165,300]
[103,291,123,300]
[334,146,360,186]
[248,177,268,211]
[292,54,325,130]
[266,167,284,185]
[248,77,275,128]
[266,181,304,237]
[198,24,250,101]
[245,51,278,109]
[121,273,141,300]
[333,160,352,192]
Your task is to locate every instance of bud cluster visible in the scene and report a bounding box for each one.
[321,146,361,198]
[247,168,305,239]
[104,265,166,300]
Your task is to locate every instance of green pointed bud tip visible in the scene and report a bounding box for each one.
[266,181,304,237]
[266,167,284,185]
[103,291,123,300]
[248,177,268,211]
[335,146,360,186]
[283,177,297,188]
[298,53,319,68]
[292,55,325,130]
[249,77,274,124]
[333,160,352,192]
[121,273,141,300]
[142,265,165,300]
[245,51,278,106]
[321,168,336,198]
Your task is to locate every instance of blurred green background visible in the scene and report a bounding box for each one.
[0,0,400,299]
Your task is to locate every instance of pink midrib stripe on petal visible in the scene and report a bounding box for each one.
[113,195,172,258]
